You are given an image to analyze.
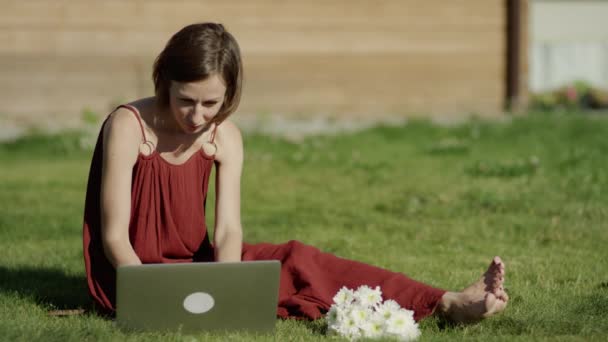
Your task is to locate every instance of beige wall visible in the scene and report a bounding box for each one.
[0,0,506,129]
[530,0,608,91]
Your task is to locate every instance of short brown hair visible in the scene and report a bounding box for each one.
[153,23,243,123]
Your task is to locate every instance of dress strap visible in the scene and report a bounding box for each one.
[117,104,148,143]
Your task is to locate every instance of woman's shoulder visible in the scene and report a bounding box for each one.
[215,119,241,141]
[214,119,243,163]
[105,98,155,138]
[123,97,156,124]
[101,100,151,153]
[105,107,139,135]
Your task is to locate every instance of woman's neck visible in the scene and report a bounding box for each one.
[148,101,212,153]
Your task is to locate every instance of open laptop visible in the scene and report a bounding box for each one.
[116,260,281,333]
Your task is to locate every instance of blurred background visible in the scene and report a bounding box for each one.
[0,0,606,140]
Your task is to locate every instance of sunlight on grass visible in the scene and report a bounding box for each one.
[1,113,607,341]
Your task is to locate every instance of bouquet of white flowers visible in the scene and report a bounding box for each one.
[326,285,420,341]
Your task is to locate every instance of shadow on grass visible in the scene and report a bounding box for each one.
[0,266,91,310]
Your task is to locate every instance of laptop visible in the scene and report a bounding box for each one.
[116,260,281,333]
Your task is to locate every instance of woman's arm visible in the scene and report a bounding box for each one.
[99,108,143,268]
[212,120,244,262]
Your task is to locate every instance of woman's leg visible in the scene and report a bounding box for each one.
[242,240,445,321]
[242,241,508,324]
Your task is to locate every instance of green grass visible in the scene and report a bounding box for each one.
[1,112,607,341]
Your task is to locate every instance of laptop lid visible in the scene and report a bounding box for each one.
[116,260,281,333]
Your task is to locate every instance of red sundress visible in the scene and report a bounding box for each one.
[82,105,446,321]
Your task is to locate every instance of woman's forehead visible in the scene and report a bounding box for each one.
[171,75,226,99]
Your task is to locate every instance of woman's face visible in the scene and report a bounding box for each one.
[168,74,227,134]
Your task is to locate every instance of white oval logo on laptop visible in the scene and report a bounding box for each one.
[183,292,215,314]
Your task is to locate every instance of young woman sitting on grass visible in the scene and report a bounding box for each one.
[82,22,508,324]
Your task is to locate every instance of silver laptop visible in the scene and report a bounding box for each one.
[116,261,281,333]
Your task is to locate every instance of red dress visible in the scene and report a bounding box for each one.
[83,105,446,321]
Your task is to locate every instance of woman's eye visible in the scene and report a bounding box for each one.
[203,101,218,107]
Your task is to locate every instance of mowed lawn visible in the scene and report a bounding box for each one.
[0,113,607,341]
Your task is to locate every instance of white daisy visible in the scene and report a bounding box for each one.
[333,287,355,306]
[353,285,383,307]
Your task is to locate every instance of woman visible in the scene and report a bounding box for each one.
[83,23,508,324]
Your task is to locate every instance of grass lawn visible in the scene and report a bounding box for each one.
[0,112,607,341]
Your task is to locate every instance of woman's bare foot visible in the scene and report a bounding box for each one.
[438,256,509,324]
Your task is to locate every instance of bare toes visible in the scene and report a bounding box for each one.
[494,287,508,300]
[494,258,506,272]
[483,293,498,317]
[490,257,504,273]
[484,292,508,318]
[500,289,510,302]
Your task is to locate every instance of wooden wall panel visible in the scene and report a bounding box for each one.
[0,0,506,128]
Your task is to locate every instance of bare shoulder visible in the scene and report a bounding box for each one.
[102,107,143,166]
[103,107,143,143]
[214,119,243,165]
[215,119,242,142]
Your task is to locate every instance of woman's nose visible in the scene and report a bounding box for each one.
[193,103,205,119]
